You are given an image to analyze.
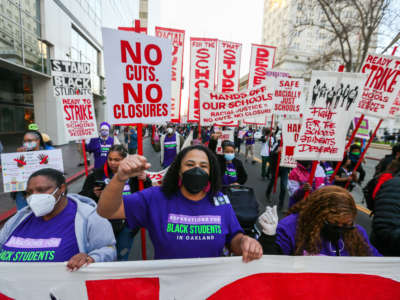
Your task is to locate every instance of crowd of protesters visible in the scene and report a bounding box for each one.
[0,120,400,272]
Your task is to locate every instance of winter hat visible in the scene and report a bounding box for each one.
[100,122,111,130]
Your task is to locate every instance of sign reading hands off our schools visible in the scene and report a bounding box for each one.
[102,27,172,124]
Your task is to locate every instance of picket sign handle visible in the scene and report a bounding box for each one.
[304,161,318,198]
[81,140,89,177]
[273,137,283,193]
[118,20,147,260]
[329,114,365,183]
[344,118,383,189]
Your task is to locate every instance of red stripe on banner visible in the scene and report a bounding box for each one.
[208,273,400,300]
[86,278,159,300]
[0,293,13,300]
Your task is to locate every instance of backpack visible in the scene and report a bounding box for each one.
[363,175,380,211]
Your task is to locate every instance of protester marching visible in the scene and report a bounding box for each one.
[1,3,400,299]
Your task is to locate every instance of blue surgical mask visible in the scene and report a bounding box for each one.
[224,153,235,161]
[24,141,37,151]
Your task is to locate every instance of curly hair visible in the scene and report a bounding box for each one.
[161,145,221,201]
[287,185,371,256]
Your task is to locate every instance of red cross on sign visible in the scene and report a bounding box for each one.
[118,19,147,34]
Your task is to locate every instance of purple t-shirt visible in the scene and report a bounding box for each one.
[276,214,381,256]
[222,163,238,185]
[86,136,114,169]
[245,131,255,145]
[163,134,177,167]
[0,199,80,262]
[123,186,243,259]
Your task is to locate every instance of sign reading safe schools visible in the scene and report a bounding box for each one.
[102,27,172,124]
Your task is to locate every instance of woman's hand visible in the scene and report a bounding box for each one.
[116,155,151,182]
[93,186,103,198]
[66,253,94,272]
[240,235,263,263]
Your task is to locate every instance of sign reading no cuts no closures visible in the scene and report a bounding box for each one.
[357,53,400,119]
[51,59,98,141]
[102,27,172,124]
[199,86,273,126]
[294,71,367,161]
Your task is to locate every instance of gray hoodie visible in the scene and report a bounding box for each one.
[0,193,116,262]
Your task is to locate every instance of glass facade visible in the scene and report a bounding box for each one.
[0,0,49,74]
[73,0,102,27]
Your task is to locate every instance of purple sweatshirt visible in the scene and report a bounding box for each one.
[86,136,114,169]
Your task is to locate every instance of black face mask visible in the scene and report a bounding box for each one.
[181,167,209,194]
[321,222,355,255]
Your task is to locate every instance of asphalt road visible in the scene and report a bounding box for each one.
[67,133,390,260]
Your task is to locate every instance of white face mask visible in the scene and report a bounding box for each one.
[24,141,37,151]
[27,187,61,217]
[167,128,173,134]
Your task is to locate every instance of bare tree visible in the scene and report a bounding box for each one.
[295,0,399,72]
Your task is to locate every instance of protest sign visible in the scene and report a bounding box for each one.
[199,86,273,126]
[187,38,218,122]
[246,43,277,125]
[281,118,302,168]
[357,53,400,118]
[1,150,63,193]
[102,27,172,124]
[353,117,370,140]
[216,40,242,93]
[389,90,400,117]
[155,27,185,123]
[51,59,97,141]
[294,71,367,161]
[215,130,235,154]
[0,256,399,299]
[146,168,169,186]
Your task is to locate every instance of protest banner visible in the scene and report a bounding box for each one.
[357,53,400,118]
[216,40,242,93]
[1,150,63,193]
[353,116,370,140]
[293,71,367,161]
[216,130,235,154]
[389,90,400,117]
[187,37,218,122]
[102,27,172,124]
[246,44,277,125]
[155,27,185,123]
[0,256,399,299]
[51,59,97,141]
[199,86,273,126]
[280,118,302,168]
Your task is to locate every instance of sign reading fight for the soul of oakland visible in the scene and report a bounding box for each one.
[293,70,367,161]
[51,59,98,141]
[102,27,172,124]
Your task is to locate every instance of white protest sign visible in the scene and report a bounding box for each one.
[199,86,273,126]
[246,43,277,125]
[357,53,400,118]
[294,71,367,161]
[51,59,98,141]
[216,130,235,154]
[216,40,242,93]
[389,90,400,117]
[281,118,302,168]
[155,27,185,123]
[1,257,400,299]
[1,150,64,193]
[102,27,172,124]
[187,37,218,122]
[146,167,169,186]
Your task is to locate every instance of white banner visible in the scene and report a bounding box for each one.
[357,53,400,119]
[389,90,400,117]
[199,86,273,126]
[246,44,277,125]
[294,71,367,161]
[155,27,185,123]
[1,150,64,193]
[215,130,235,154]
[281,118,302,168]
[102,27,172,124]
[51,59,98,141]
[216,40,242,93]
[187,38,218,122]
[0,256,400,299]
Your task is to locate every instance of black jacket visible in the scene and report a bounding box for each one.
[375,154,395,176]
[370,176,400,256]
[80,165,152,203]
[208,138,247,185]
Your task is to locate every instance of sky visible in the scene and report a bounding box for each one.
[147,0,265,117]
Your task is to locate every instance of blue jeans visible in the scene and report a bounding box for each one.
[116,225,137,261]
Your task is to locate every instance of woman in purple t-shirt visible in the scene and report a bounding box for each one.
[258,186,381,256]
[97,145,262,261]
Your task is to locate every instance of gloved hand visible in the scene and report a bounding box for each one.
[258,205,278,236]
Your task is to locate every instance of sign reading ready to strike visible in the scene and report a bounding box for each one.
[102,27,172,124]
